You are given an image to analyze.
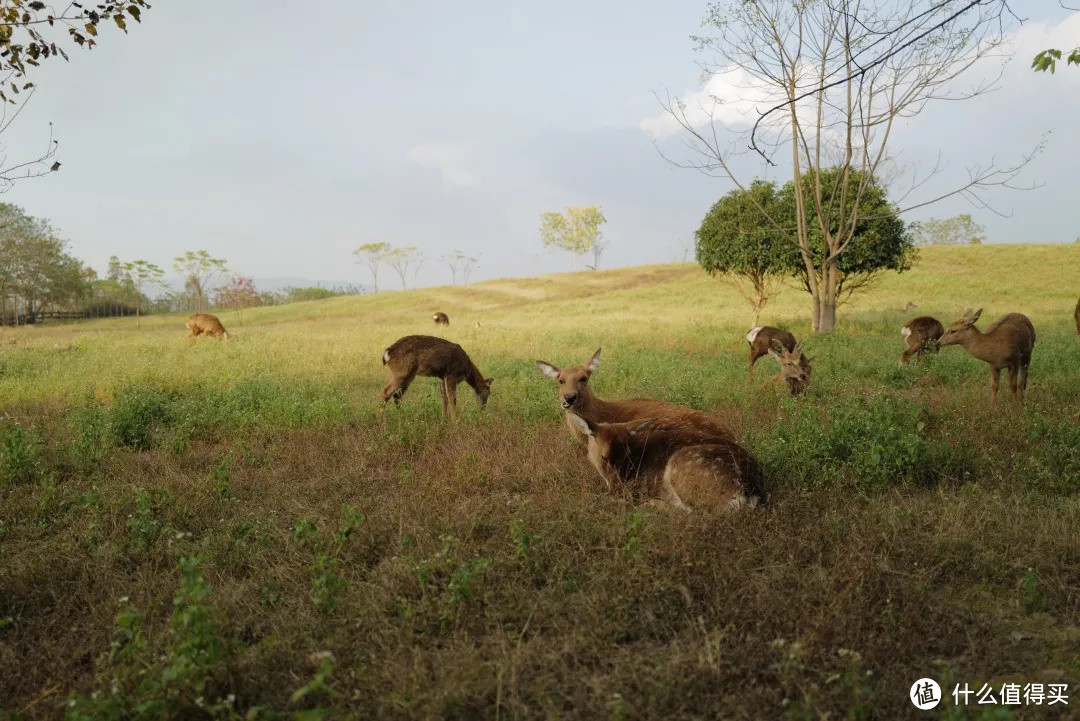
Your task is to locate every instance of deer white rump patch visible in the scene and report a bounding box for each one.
[382,349,391,364]
[746,327,763,344]
[901,326,911,339]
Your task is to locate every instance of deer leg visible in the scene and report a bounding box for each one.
[446,380,459,420]
[1008,366,1020,405]
[989,367,1001,410]
[438,379,449,416]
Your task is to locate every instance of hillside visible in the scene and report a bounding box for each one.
[2,243,1080,719]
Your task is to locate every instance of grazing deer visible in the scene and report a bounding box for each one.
[939,308,1036,407]
[899,316,944,367]
[186,313,229,341]
[747,326,797,377]
[433,312,450,326]
[765,341,812,396]
[535,347,736,443]
[381,335,492,418]
[568,414,765,512]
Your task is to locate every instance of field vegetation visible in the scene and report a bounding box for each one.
[2,244,1080,720]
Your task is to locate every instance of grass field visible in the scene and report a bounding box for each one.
[2,244,1080,720]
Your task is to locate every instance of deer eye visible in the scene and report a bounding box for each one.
[558,379,564,385]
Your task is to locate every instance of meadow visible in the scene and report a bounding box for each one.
[2,244,1080,720]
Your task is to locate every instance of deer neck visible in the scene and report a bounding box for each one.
[960,328,1000,362]
[571,386,617,421]
[463,362,484,391]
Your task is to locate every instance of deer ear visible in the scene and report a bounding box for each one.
[629,418,659,437]
[970,308,983,323]
[536,361,560,380]
[586,347,602,373]
[485,377,494,385]
[568,413,594,437]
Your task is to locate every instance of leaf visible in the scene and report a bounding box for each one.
[127,5,141,22]
[113,14,126,31]
[85,22,97,36]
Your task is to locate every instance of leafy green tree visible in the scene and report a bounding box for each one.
[353,242,391,293]
[910,214,986,246]
[121,260,165,327]
[778,168,915,304]
[695,180,798,324]
[539,206,607,270]
[173,251,228,312]
[0,205,88,323]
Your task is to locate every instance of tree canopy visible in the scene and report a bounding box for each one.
[539,206,606,269]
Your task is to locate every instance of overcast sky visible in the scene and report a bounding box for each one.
[4,0,1079,289]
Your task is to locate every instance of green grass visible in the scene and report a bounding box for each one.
[2,244,1080,720]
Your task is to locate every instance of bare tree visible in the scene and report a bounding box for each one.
[461,253,478,284]
[354,242,391,293]
[587,239,609,271]
[659,0,1036,332]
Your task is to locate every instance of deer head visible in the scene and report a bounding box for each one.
[768,341,811,392]
[567,413,658,489]
[536,347,601,410]
[475,377,494,407]
[939,308,982,347]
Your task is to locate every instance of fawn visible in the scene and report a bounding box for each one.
[186,313,229,341]
[899,316,944,367]
[763,341,812,396]
[381,335,492,418]
[568,414,765,512]
[939,308,1035,407]
[535,347,735,443]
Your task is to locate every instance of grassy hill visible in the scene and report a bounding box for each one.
[2,244,1080,719]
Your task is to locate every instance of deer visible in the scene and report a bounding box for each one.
[567,414,765,512]
[899,316,944,367]
[432,312,450,326]
[938,308,1036,408]
[764,341,812,396]
[535,347,736,444]
[1074,296,1079,336]
[747,326,797,377]
[891,301,919,313]
[186,313,229,341]
[381,335,492,419]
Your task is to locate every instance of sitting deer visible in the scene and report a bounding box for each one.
[568,414,765,512]
[764,341,812,396]
[186,313,229,341]
[938,308,1035,408]
[899,316,944,367]
[381,335,492,418]
[535,347,735,444]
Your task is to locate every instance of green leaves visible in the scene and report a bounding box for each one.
[538,205,607,262]
[1031,47,1080,74]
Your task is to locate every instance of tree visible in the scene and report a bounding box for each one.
[0,1,150,193]
[910,214,987,246]
[778,168,915,303]
[661,0,1034,332]
[173,251,228,312]
[385,246,421,290]
[0,204,88,323]
[441,250,479,285]
[587,240,609,271]
[214,275,261,324]
[120,260,165,327]
[539,206,607,270]
[695,180,797,324]
[353,242,391,293]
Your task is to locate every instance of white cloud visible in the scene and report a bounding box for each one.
[406,144,479,187]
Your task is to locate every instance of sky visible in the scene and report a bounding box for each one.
[3,0,1079,291]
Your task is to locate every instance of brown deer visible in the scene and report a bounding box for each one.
[186,313,229,341]
[567,414,765,512]
[899,316,944,367]
[939,308,1036,407]
[747,326,796,377]
[535,347,736,443]
[381,335,492,418]
[765,341,812,396]
[433,312,450,326]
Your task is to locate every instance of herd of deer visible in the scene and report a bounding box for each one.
[183,296,1080,514]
